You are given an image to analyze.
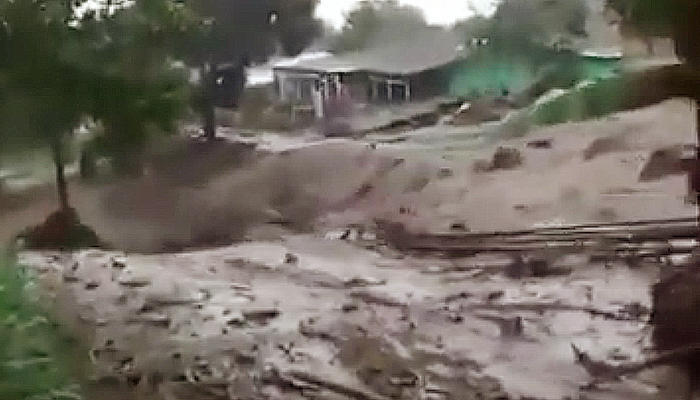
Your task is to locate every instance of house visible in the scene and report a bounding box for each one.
[271,28,466,120]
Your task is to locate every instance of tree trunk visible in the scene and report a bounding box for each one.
[695,99,700,237]
[202,64,218,141]
[50,139,70,211]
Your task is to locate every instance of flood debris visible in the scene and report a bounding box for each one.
[449,221,469,232]
[526,138,553,149]
[242,308,280,325]
[343,276,387,288]
[437,167,454,179]
[505,254,571,279]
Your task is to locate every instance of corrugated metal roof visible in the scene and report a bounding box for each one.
[273,28,466,75]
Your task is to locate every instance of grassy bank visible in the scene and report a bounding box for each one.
[529,63,689,127]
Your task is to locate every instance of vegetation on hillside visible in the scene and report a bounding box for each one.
[0,255,82,400]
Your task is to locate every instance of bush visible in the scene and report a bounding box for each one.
[0,255,83,400]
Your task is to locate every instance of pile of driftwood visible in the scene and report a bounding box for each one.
[375,217,698,262]
[378,217,700,396]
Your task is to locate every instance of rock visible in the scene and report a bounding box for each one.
[491,147,523,170]
[639,145,695,182]
[583,135,627,161]
[474,147,524,172]
[229,283,252,291]
[529,258,551,278]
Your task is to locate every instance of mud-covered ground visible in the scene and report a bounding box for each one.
[17,234,692,400]
[7,99,700,399]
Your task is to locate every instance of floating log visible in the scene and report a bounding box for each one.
[375,217,698,258]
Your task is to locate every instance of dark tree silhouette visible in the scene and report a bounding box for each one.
[176,0,322,140]
[607,2,700,399]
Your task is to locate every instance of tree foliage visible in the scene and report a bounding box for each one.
[0,0,189,206]
[330,0,429,53]
[606,0,700,65]
[490,0,588,51]
[166,0,321,139]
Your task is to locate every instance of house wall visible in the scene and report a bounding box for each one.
[273,65,454,119]
[273,70,320,104]
[409,68,452,100]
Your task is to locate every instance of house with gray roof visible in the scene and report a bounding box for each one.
[271,28,466,120]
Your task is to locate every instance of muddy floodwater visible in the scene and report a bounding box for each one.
[6,99,700,400]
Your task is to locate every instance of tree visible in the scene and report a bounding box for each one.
[0,0,187,213]
[605,0,700,199]
[606,0,699,64]
[0,0,86,210]
[487,0,588,53]
[330,0,429,53]
[73,0,189,176]
[174,0,322,140]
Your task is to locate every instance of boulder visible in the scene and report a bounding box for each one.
[583,135,627,161]
[491,147,523,170]
[639,145,695,182]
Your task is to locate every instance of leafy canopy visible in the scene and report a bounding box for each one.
[606,0,700,65]
[330,0,429,53]
[0,0,189,157]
